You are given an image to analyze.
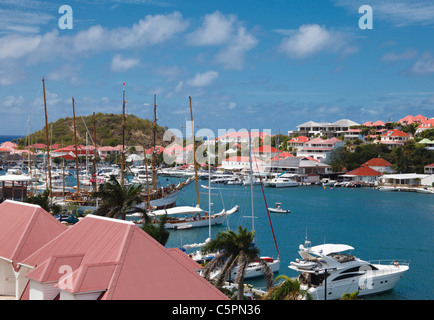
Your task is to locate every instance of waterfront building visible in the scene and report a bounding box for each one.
[252,145,282,160]
[295,119,360,138]
[296,137,344,163]
[263,156,332,183]
[220,156,264,170]
[342,165,383,185]
[363,158,395,174]
[424,163,434,174]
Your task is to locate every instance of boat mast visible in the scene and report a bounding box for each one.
[72,97,80,194]
[189,96,200,207]
[42,77,52,197]
[93,112,97,192]
[121,84,126,188]
[152,92,157,190]
[248,129,255,242]
[143,144,151,212]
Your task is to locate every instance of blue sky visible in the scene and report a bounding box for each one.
[0,0,433,137]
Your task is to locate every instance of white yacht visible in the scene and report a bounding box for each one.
[288,238,409,300]
[269,176,298,188]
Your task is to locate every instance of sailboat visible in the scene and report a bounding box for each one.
[144,96,238,229]
[209,129,281,280]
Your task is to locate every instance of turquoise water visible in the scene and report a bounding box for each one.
[166,179,434,300]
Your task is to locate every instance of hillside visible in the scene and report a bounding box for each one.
[17,113,169,148]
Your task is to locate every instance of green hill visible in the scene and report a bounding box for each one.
[18,113,169,148]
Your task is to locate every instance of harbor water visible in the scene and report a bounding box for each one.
[165,177,434,300]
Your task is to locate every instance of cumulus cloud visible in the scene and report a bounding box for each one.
[187,71,219,87]
[187,11,258,70]
[187,11,236,46]
[278,24,357,59]
[410,52,434,75]
[111,54,140,72]
[0,12,188,63]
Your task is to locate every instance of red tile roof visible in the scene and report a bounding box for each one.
[21,215,227,300]
[345,166,383,176]
[364,158,392,167]
[381,129,409,137]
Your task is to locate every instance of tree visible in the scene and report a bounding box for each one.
[92,175,148,221]
[141,213,170,246]
[24,190,51,212]
[201,226,274,300]
[263,275,312,300]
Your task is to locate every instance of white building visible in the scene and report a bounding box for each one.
[296,119,360,138]
[296,137,344,163]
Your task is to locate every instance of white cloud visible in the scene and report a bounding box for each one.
[381,49,418,62]
[187,11,258,70]
[215,26,258,70]
[0,12,188,63]
[278,24,357,59]
[111,54,140,72]
[410,52,434,75]
[187,71,219,87]
[187,11,236,46]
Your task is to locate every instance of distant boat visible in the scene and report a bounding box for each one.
[268,202,290,214]
[269,176,298,188]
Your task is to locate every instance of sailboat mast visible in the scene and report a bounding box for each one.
[72,97,80,194]
[248,129,255,241]
[152,92,157,190]
[93,112,97,192]
[42,77,52,197]
[121,84,126,188]
[189,96,200,207]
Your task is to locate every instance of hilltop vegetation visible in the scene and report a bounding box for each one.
[17,113,169,148]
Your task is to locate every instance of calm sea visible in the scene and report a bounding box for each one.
[165,178,434,300]
[0,135,24,144]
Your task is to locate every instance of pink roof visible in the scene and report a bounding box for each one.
[399,115,428,124]
[145,146,164,154]
[223,156,263,163]
[164,144,184,154]
[0,141,17,150]
[372,120,385,126]
[289,136,310,143]
[425,163,434,168]
[271,152,294,161]
[252,145,282,153]
[362,121,373,126]
[0,200,67,269]
[419,119,434,128]
[21,215,227,300]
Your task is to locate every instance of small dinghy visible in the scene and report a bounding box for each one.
[290,259,320,270]
[268,202,290,213]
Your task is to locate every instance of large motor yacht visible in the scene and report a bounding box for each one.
[288,238,409,300]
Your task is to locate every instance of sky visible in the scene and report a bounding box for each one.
[0,0,433,138]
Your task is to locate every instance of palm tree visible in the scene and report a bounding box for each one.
[141,213,170,246]
[263,275,312,300]
[92,175,149,221]
[201,226,274,300]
